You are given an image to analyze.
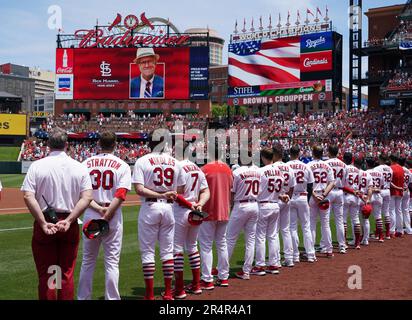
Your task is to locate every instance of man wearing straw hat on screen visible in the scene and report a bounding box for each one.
[130,47,164,98]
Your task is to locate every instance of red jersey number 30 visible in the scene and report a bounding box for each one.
[90,169,114,190]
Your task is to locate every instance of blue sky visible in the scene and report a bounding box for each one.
[0,0,404,90]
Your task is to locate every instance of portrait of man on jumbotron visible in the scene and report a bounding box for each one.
[129,47,165,99]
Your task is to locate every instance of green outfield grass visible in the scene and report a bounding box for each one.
[0,147,20,161]
[0,206,375,300]
[0,174,26,188]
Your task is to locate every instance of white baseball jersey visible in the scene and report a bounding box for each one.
[358,170,373,195]
[275,161,296,193]
[325,158,346,188]
[288,160,314,193]
[367,168,384,191]
[21,151,92,212]
[257,164,284,202]
[84,153,131,218]
[375,164,393,190]
[308,159,335,192]
[132,152,180,197]
[176,159,208,202]
[403,167,412,190]
[232,165,261,202]
[344,165,360,190]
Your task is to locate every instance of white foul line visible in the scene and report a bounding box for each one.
[0,226,33,232]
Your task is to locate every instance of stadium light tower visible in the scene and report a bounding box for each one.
[349,0,362,111]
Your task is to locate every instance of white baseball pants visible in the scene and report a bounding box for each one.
[255,202,280,267]
[199,221,230,282]
[78,213,123,300]
[289,195,315,260]
[226,202,258,274]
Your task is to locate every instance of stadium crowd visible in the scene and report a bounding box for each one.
[22,109,412,164]
[387,71,412,91]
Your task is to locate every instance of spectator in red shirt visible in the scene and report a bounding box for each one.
[198,144,233,290]
[389,154,405,237]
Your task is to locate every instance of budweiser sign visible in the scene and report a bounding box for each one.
[74,29,190,48]
[72,12,190,48]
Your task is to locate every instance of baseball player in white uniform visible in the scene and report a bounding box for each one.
[325,145,347,254]
[399,157,412,234]
[375,154,393,239]
[78,131,132,300]
[342,153,362,249]
[288,145,316,262]
[173,141,210,299]
[132,136,180,301]
[308,145,335,257]
[227,160,260,280]
[252,148,288,275]
[365,157,385,242]
[272,144,295,267]
[358,161,373,245]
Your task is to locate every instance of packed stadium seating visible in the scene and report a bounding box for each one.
[22,110,412,164]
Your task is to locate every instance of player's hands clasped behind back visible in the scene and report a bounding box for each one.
[56,220,71,232]
[161,191,177,201]
[279,194,290,204]
[40,221,59,235]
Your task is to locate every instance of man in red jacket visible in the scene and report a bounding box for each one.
[198,144,233,290]
[389,154,405,237]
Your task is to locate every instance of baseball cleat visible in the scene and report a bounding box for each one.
[265,266,280,274]
[234,271,250,280]
[215,279,229,287]
[395,232,403,238]
[161,291,175,300]
[360,240,369,246]
[185,283,202,295]
[293,258,300,263]
[348,240,355,246]
[355,245,361,250]
[281,260,294,267]
[339,246,347,254]
[173,289,187,300]
[200,280,214,290]
[250,266,266,276]
[307,257,317,263]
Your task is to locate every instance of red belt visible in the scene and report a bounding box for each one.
[146,198,173,204]
[238,199,257,203]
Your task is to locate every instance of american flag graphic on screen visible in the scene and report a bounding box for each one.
[228,37,301,86]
